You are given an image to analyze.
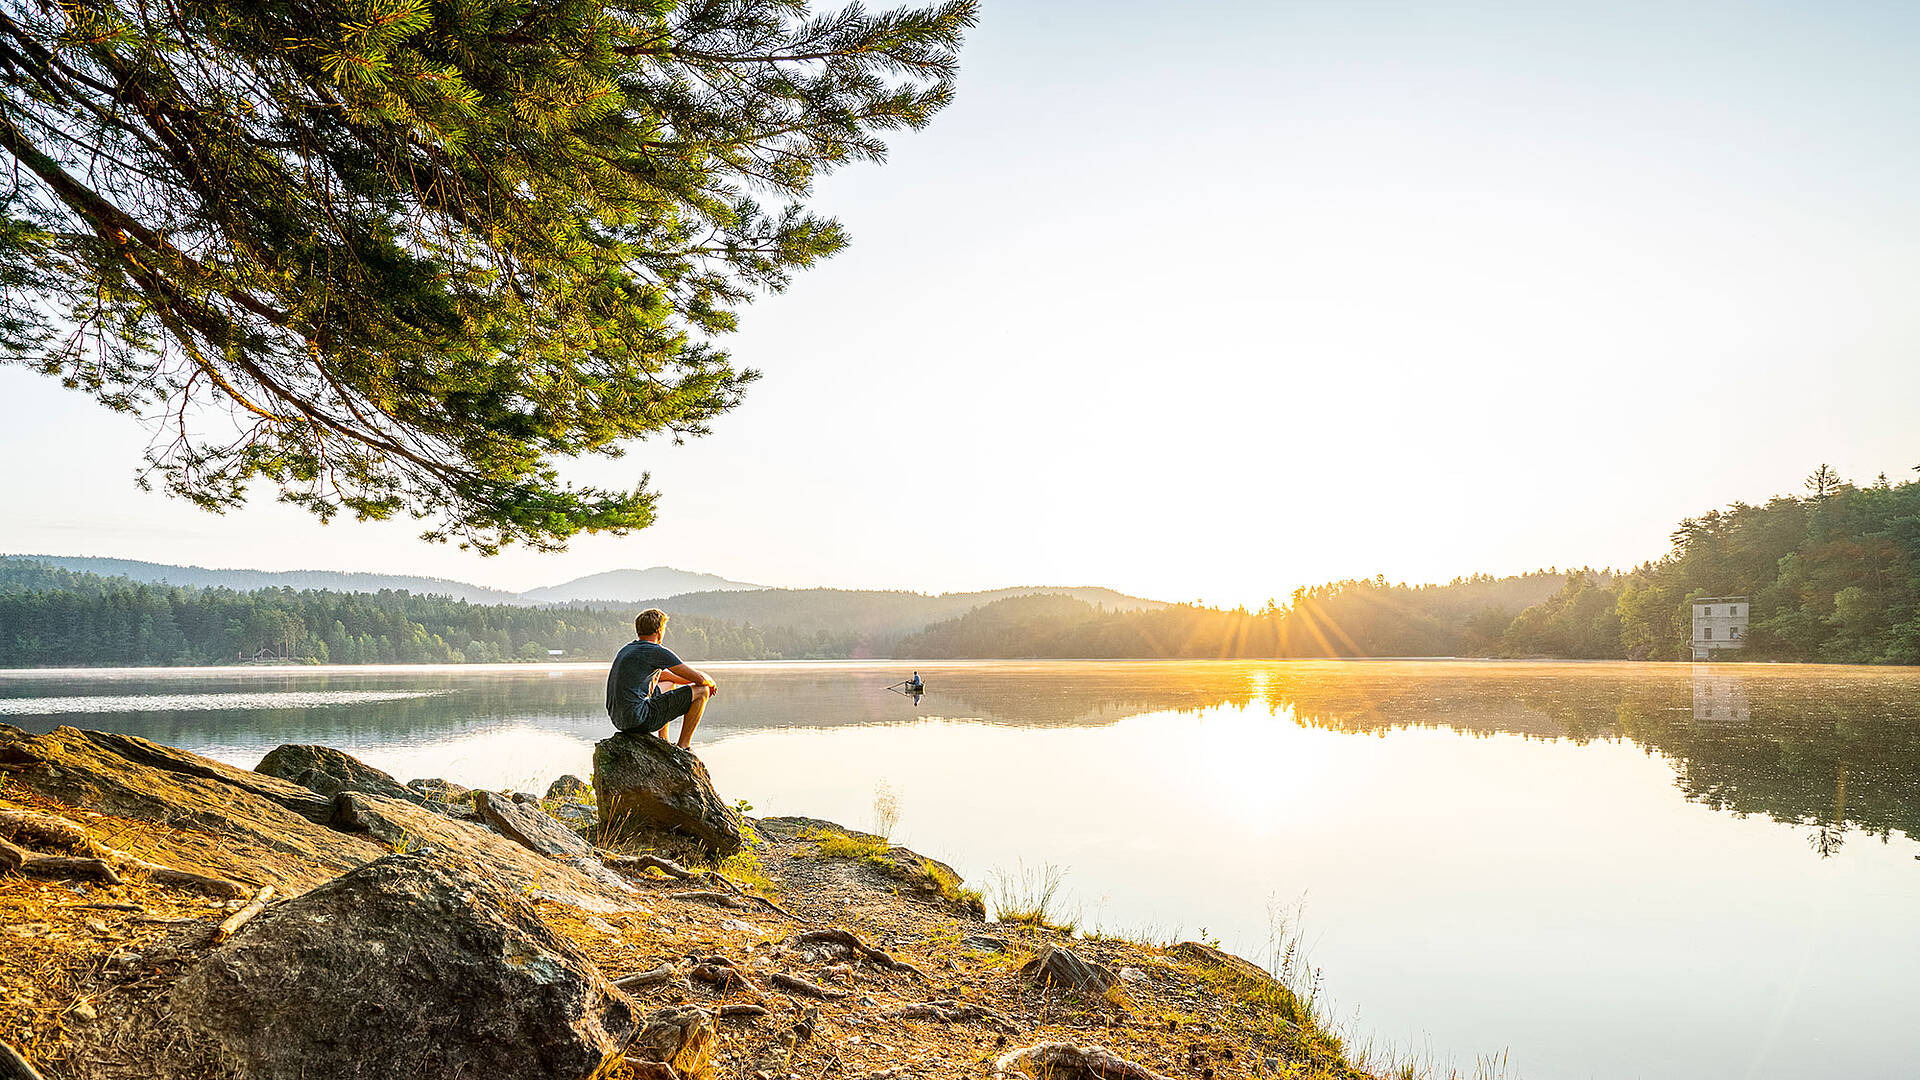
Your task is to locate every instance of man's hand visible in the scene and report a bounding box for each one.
[702,679,719,698]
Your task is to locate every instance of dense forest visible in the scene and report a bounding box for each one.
[1499,466,1920,663]
[4,467,1916,666]
[894,572,1574,657]
[0,560,854,667]
[894,572,1573,658]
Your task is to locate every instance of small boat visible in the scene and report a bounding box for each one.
[886,673,926,702]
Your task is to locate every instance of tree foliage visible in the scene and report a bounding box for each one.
[1499,470,1920,664]
[0,0,974,550]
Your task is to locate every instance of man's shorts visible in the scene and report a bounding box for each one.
[637,685,696,734]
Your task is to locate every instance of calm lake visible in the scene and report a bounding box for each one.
[3,659,1916,1079]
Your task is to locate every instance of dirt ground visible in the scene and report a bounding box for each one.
[560,817,1364,1080]
[2,791,1369,1080]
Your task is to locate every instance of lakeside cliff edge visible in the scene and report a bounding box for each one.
[0,724,1368,1080]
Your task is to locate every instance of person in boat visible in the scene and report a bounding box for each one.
[907,671,923,692]
[605,608,719,749]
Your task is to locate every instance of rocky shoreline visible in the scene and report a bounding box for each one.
[0,724,1368,1079]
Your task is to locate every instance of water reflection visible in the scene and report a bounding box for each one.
[1,661,1917,855]
[0,689,450,715]
[1259,663,1920,857]
[1692,671,1749,725]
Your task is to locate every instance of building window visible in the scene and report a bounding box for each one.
[1704,627,1714,640]
[1733,605,1741,616]
[1702,606,1713,617]
[1730,626,1740,639]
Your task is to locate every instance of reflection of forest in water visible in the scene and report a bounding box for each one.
[0,664,1262,744]
[1265,663,1920,857]
[0,668,612,750]
[3,661,1915,855]
[923,663,1920,857]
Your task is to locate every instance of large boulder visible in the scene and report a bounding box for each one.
[69,849,638,1080]
[593,733,746,858]
[255,743,425,806]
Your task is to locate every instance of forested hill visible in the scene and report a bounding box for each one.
[895,573,1572,658]
[650,585,1165,640]
[0,561,1164,667]
[0,560,810,666]
[1497,468,1920,663]
[0,558,1140,627]
[7,467,1914,666]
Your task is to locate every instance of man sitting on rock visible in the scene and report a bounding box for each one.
[605,608,719,749]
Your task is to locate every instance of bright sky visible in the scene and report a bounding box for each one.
[5,0,1918,607]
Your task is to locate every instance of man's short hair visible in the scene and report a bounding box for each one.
[635,609,669,637]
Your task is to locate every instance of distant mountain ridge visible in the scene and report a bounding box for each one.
[640,585,1166,640]
[5,555,526,604]
[520,566,760,603]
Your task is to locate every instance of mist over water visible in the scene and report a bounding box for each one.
[4,660,1917,1079]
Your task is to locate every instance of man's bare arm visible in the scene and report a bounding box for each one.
[666,663,717,691]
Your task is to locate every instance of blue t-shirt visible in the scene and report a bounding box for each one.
[606,639,683,731]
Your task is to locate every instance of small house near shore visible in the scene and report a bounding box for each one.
[1691,596,1749,661]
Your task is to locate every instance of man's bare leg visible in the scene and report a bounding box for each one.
[676,685,710,749]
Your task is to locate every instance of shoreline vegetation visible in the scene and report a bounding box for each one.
[5,467,1918,668]
[0,726,1492,1080]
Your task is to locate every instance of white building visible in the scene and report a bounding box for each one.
[1691,596,1749,661]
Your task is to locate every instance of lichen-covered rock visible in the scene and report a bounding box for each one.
[69,850,637,1080]
[760,816,980,916]
[1165,941,1284,993]
[993,1042,1175,1080]
[546,774,591,801]
[1020,945,1117,995]
[406,776,471,804]
[593,733,745,857]
[332,792,635,911]
[550,801,596,830]
[474,789,591,859]
[255,744,425,806]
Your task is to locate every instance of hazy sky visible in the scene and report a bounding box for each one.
[4,0,1918,606]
